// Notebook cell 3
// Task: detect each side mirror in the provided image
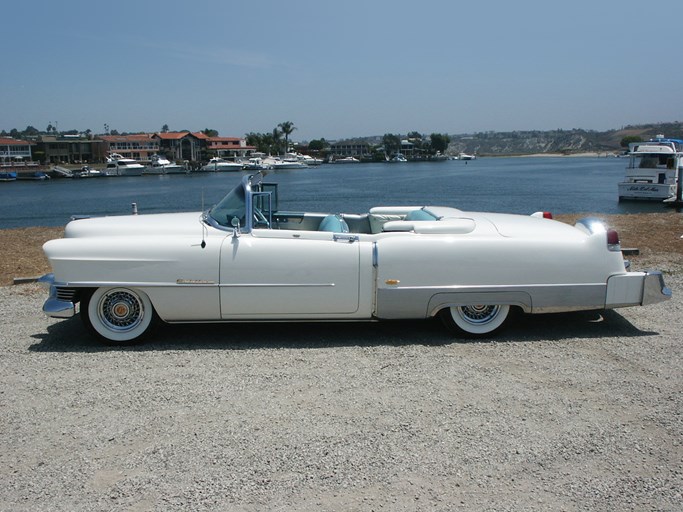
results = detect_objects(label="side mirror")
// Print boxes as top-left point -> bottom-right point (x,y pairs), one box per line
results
231,216 -> 241,238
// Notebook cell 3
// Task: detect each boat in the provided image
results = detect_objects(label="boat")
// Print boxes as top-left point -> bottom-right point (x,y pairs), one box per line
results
17,171 -> 50,181
74,166 -> 105,178
0,171 -> 17,182
618,136 -> 683,202
263,155 -> 308,170
297,154 -> 323,166
458,152 -> 476,160
331,156 -> 360,164
199,157 -> 244,172
389,153 -> 408,163
144,155 -> 187,175
105,153 -> 145,176
243,157 -> 271,170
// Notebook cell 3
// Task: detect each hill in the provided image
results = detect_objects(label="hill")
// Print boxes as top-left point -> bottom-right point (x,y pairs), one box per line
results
446,121 -> 683,156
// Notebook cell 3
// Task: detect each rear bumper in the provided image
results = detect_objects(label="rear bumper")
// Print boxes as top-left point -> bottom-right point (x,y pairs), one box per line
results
39,274 -> 76,319
606,271 -> 672,308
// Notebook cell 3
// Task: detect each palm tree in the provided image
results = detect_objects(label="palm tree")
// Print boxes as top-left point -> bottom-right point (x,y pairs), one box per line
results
271,128 -> 283,155
278,121 -> 296,154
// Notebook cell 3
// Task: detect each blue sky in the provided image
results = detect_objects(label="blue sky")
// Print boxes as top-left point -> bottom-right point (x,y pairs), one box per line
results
2,0 -> 681,141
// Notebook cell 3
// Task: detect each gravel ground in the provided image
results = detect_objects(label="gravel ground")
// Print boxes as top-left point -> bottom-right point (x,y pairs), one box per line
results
1,270 -> 681,511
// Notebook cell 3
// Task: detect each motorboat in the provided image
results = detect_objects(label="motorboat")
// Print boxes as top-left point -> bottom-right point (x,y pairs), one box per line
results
0,171 -> 17,182
331,156 -> 360,164
389,153 -> 407,163
243,157 -> 271,170
263,155 -> 308,170
458,152 -> 476,160
74,166 -> 104,178
618,136 -> 683,202
297,154 -> 324,166
199,157 -> 243,172
105,153 -> 145,176
144,155 -> 187,175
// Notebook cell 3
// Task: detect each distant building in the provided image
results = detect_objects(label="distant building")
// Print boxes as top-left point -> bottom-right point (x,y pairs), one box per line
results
153,132 -> 203,162
0,137 -> 34,163
329,139 -> 371,157
36,135 -> 106,164
203,135 -> 255,160
100,134 -> 159,161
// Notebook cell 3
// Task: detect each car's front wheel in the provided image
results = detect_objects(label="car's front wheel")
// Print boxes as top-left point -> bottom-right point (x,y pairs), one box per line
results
440,304 -> 510,338
81,287 -> 157,344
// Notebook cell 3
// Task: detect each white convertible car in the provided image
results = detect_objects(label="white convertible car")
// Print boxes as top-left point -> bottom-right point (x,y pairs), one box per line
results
41,172 -> 671,344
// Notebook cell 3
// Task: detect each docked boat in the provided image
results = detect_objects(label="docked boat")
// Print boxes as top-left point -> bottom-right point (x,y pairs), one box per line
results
74,166 -> 105,178
105,153 -> 145,176
264,155 -> 309,170
0,171 -> 17,182
144,155 -> 187,175
17,171 -> 50,180
617,136 -> 683,202
389,153 -> 408,163
243,157 -> 271,170
199,157 -> 243,172
332,156 -> 360,164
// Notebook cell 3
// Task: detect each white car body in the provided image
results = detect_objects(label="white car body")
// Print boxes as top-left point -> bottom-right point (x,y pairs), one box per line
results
41,173 -> 671,343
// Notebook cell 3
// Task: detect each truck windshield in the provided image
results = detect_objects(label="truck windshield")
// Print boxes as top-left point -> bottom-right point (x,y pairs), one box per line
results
208,183 -> 246,227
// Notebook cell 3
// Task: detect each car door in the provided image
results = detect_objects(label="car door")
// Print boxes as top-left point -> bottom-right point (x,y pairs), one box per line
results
219,229 -> 360,318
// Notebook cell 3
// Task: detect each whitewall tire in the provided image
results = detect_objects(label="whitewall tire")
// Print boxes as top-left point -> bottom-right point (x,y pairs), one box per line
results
82,287 -> 156,343
441,304 -> 511,338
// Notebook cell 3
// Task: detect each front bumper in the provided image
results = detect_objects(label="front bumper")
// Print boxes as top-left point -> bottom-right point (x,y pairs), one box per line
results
39,274 -> 76,319
606,271 -> 672,308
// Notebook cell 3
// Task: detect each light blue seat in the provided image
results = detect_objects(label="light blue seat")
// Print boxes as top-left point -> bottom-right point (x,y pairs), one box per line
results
318,214 -> 349,233
405,209 -> 437,221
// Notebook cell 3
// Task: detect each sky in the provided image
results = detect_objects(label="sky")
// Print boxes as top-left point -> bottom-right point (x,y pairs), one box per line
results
2,0 -> 682,142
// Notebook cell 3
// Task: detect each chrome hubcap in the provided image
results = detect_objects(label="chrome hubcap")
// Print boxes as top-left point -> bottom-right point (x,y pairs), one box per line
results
99,290 -> 143,331
459,305 -> 500,324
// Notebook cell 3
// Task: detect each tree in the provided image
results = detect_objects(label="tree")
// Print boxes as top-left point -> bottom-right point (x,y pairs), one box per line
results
620,135 -> 643,148
308,138 -> 327,151
24,126 -> 40,136
278,121 -> 296,153
382,133 -> 401,155
430,133 -> 451,154
161,124 -> 169,133
272,127 -> 283,154
202,128 -> 219,137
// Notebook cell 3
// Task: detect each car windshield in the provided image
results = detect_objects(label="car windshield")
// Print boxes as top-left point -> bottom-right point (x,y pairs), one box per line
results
208,182 -> 246,227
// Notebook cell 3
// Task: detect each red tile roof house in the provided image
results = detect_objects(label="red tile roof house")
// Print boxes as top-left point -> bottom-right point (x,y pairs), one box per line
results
202,135 -> 256,160
152,131 -> 206,162
0,137 -> 36,166
100,134 -> 159,162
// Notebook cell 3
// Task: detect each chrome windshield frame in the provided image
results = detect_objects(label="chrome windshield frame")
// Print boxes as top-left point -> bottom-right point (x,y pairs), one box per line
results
204,172 -> 264,233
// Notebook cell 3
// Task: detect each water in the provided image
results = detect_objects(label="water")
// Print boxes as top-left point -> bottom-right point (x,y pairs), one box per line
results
0,157 -> 671,229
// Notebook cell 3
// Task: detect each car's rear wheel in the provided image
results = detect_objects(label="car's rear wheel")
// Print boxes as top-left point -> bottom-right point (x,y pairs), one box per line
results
81,287 -> 156,344
440,304 -> 510,338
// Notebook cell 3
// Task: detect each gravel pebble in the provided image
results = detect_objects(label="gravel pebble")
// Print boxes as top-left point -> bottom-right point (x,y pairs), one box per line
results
1,272 -> 681,511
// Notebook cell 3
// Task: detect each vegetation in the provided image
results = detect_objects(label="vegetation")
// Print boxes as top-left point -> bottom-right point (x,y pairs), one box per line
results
3,121 -> 682,157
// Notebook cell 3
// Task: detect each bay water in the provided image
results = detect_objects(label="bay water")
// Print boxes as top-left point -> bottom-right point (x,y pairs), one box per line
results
0,157 -> 670,229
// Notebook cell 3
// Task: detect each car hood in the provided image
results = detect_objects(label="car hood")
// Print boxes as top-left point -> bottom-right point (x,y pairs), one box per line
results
64,211 -> 206,238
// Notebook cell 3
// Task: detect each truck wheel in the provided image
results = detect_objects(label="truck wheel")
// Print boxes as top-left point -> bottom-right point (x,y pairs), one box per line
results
440,304 -> 510,338
81,287 -> 156,344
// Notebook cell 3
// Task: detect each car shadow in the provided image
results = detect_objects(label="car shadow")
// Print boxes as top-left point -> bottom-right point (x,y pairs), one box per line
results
28,309 -> 658,353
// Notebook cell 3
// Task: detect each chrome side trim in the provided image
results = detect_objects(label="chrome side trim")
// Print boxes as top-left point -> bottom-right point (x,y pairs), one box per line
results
376,283 -> 608,319
220,283 -> 335,288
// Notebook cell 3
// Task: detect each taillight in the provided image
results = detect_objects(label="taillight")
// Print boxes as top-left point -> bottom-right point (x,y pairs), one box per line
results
542,211 -> 553,219
531,211 -> 553,219
607,228 -> 621,252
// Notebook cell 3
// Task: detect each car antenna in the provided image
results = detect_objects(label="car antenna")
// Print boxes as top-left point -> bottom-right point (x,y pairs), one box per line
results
200,188 -> 207,248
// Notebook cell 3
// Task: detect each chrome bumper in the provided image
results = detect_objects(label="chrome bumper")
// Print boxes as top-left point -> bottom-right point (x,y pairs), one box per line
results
39,274 -> 76,319
642,271 -> 672,306
606,271 -> 672,308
